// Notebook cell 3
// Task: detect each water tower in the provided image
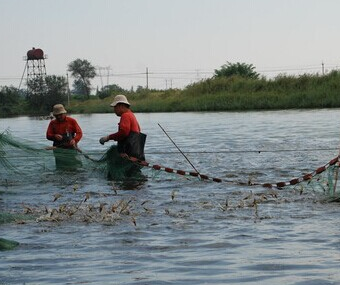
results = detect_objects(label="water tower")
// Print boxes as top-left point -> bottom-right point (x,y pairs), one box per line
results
19,47 -> 47,89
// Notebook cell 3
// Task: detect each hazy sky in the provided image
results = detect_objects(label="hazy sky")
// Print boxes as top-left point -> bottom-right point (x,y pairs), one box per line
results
1,0 -> 340,91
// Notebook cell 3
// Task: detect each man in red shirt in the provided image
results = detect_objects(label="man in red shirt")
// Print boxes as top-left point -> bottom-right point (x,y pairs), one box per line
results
99,95 -> 145,160
46,104 -> 83,149
99,95 -> 146,181
46,104 -> 83,170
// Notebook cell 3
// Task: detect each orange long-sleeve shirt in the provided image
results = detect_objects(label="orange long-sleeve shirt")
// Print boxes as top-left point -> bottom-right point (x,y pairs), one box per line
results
108,110 -> 140,141
46,116 -> 83,148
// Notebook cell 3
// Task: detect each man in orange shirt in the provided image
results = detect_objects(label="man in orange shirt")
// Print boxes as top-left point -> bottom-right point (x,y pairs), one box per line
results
46,104 -> 83,170
99,95 -> 146,181
99,95 -> 145,160
46,104 -> 83,149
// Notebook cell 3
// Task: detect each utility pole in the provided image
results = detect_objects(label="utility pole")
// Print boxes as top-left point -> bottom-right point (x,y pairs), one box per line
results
146,67 -> 149,89
196,69 -> 200,81
106,66 -> 111,86
96,66 -> 111,89
98,67 -> 103,88
66,72 -> 71,107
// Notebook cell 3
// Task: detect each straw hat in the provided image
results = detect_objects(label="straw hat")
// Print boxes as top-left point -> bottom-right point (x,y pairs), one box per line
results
52,104 -> 67,115
110,95 -> 130,107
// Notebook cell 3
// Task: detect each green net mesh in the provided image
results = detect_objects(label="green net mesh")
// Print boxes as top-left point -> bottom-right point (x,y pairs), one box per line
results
97,144 -> 145,181
289,164 -> 340,201
0,237 -> 20,251
1,129 -> 340,198
1,130 -> 339,228
0,130 -> 147,184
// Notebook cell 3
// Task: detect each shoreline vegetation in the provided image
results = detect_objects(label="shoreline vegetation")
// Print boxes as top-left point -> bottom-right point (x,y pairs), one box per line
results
2,71 -> 340,117
68,71 -> 340,114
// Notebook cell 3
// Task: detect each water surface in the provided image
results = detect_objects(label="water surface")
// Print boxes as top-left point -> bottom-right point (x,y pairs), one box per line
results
1,109 -> 340,284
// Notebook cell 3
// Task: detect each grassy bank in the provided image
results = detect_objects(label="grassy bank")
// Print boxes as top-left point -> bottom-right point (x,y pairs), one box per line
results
4,71 -> 340,117
67,71 -> 340,114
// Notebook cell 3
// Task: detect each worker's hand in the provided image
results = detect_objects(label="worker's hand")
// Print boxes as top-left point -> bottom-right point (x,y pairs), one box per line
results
54,134 -> 63,141
99,136 -> 109,145
69,139 -> 76,147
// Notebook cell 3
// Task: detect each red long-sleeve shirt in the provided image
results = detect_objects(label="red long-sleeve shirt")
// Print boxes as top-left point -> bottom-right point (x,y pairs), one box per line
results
46,116 -> 83,148
108,110 -> 140,141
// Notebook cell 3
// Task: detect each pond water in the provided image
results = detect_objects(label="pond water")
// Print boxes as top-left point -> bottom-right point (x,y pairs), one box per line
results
1,109 -> 340,284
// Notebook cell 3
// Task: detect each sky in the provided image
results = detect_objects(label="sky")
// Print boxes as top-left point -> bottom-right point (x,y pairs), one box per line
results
1,0 -> 340,92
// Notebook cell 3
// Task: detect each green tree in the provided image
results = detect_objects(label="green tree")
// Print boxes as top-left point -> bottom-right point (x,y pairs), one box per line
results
214,62 -> 259,79
26,77 -> 47,113
45,75 -> 69,108
26,75 -> 68,114
68,59 -> 96,99
97,84 -> 125,99
0,86 -> 22,117
72,78 -> 87,97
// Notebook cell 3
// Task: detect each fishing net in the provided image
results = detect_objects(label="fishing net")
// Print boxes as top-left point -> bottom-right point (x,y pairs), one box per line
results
0,130 -> 189,187
0,237 -> 19,251
1,130 -> 340,229
0,129 -> 40,172
98,145 -> 146,181
0,211 -> 34,225
0,131 -> 148,192
255,155 -> 340,201
292,165 -> 338,196
1,129 -> 340,196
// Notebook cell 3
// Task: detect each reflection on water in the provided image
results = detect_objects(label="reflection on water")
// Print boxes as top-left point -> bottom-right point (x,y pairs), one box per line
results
1,109 -> 340,284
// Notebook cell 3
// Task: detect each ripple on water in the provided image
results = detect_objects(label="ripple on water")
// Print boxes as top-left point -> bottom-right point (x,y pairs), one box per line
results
1,111 -> 340,284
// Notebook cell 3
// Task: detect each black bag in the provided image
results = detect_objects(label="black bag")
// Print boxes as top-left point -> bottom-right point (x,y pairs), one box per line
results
117,131 -> 146,160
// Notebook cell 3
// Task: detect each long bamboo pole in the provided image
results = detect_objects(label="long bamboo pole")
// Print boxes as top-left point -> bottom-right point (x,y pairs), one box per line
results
158,123 -> 202,179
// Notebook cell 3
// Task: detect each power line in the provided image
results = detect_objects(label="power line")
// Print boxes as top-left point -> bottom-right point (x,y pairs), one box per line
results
2,63 -> 340,90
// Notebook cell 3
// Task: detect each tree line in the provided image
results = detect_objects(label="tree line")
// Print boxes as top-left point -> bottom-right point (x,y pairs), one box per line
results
0,59 -> 97,116
3,60 -> 337,116
0,61 -> 259,117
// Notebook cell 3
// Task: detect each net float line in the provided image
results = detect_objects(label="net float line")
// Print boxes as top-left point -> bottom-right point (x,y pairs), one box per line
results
120,154 -> 222,183
257,155 -> 340,189
121,153 -> 340,187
